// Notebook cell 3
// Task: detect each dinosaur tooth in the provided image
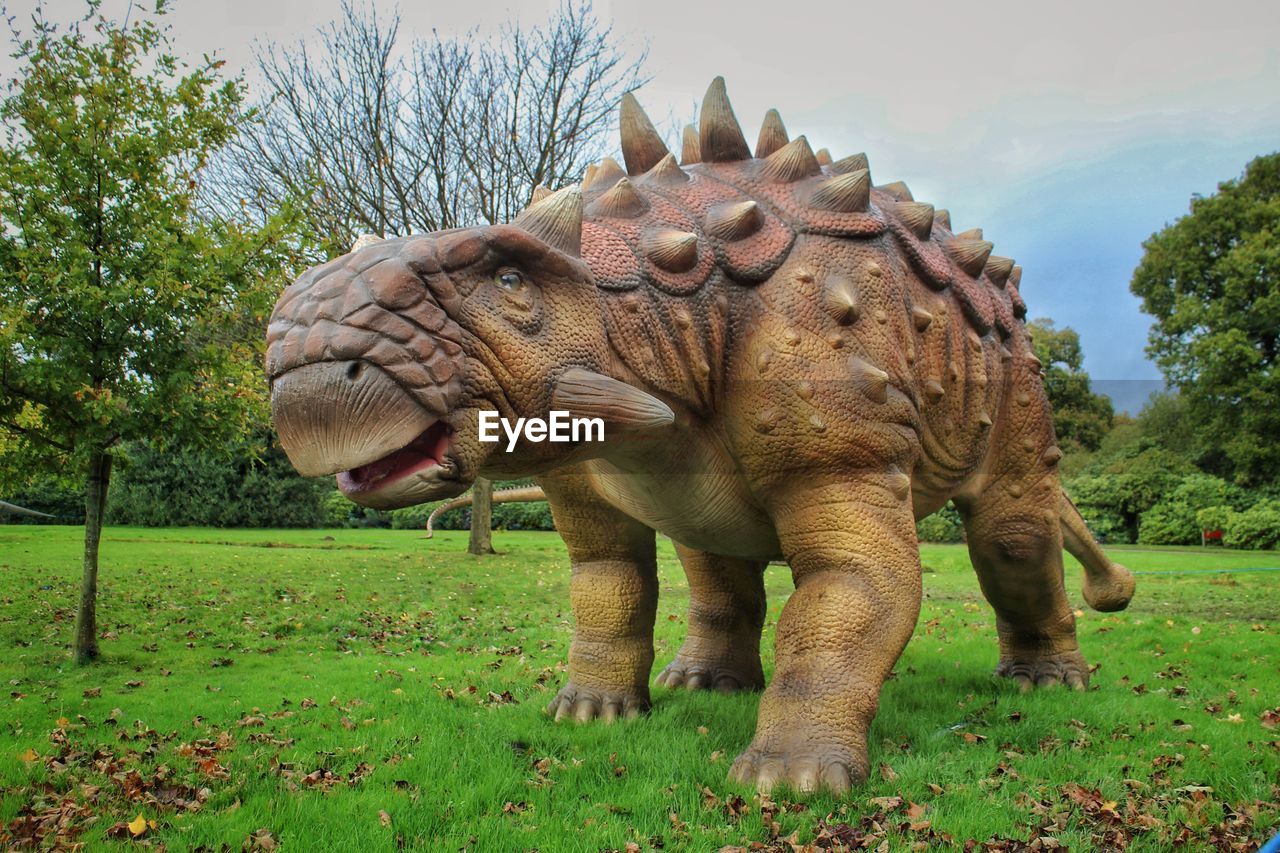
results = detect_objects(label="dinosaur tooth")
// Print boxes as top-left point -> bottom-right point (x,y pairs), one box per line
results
699,76 -> 751,162
823,274 -> 861,325
911,306 -> 934,331
754,108 -> 789,158
849,356 -> 889,403
955,227 -> 983,240
588,178 -> 648,219
619,92 -> 671,175
816,147 -> 833,166
924,379 -> 945,402
978,410 -> 993,429
681,124 -> 701,165
809,169 -> 871,213
643,153 -> 690,186
894,201 -> 935,240
945,237 -> 994,277
592,157 -> 626,188
985,255 -> 1015,287
511,185 -> 583,256
705,200 -> 763,241
876,181 -> 913,201
762,135 -> 822,182
642,229 -> 699,272
831,152 -> 869,175
934,208 -> 952,230
550,368 -> 674,432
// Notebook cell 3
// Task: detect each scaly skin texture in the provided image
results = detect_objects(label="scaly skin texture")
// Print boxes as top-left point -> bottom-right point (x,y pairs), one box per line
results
266,77 -> 1136,795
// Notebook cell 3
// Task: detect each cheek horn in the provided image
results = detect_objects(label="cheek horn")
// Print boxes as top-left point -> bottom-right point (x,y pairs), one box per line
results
550,368 -> 674,433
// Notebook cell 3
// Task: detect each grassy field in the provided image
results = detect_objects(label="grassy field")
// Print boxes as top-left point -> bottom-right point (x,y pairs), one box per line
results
0,526 -> 1276,851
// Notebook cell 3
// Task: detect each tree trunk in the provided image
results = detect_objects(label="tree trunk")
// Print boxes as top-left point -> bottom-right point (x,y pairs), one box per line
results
468,477 -> 495,555
74,450 -> 112,664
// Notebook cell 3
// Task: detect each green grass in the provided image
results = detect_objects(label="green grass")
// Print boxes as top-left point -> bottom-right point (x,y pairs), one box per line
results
1,526 -> 1276,850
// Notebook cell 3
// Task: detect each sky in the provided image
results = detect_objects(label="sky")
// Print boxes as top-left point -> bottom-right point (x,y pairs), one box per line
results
8,0 -> 1280,413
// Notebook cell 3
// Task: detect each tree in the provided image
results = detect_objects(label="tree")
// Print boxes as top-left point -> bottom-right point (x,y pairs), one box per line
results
1027,319 -> 1115,453
0,2 -> 299,662
212,1 -> 645,554
1131,152 -> 1280,485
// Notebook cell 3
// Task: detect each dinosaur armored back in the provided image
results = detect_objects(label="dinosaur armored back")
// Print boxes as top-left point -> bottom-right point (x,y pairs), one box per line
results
267,78 -> 1135,794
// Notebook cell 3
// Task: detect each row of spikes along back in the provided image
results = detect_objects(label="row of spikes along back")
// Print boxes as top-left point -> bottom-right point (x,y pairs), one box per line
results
512,77 -> 1026,330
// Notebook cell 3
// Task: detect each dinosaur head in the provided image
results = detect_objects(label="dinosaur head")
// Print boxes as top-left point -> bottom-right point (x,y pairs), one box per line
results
266,187 -> 673,510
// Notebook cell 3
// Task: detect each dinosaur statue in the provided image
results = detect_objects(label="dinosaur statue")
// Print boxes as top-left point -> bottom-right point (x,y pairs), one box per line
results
267,77 -> 1135,794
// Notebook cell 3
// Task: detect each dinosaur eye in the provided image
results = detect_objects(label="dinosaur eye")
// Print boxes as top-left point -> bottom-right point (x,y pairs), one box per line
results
495,269 -> 525,291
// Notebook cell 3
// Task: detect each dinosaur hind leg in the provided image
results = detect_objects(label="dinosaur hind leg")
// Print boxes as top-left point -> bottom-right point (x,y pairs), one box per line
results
1060,492 -> 1135,611
956,480 -> 1090,691
656,545 -> 767,692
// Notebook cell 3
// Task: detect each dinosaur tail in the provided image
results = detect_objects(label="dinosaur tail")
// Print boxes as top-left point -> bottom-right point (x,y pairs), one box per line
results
425,485 -> 548,537
1059,490 -> 1135,611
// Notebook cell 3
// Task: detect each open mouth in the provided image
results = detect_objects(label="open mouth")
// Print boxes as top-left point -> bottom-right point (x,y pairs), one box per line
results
336,421 -> 454,495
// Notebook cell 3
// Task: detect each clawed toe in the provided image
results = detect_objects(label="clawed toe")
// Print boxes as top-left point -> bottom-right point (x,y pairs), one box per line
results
546,684 -> 648,723
728,746 -> 864,795
997,651 -> 1090,691
656,659 -> 762,693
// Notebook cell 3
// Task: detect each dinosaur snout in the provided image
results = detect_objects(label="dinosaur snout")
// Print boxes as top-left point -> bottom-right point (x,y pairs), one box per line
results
271,359 -> 438,477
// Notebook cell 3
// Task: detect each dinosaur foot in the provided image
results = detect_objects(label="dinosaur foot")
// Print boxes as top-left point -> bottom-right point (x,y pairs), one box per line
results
655,652 -> 764,692
996,649 -> 1091,691
728,736 -> 869,795
546,683 -> 649,724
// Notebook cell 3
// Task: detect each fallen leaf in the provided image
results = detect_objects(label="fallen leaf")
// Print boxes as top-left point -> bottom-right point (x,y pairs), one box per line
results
869,796 -> 903,812
378,810 -> 391,827
127,813 -> 147,837
18,748 -> 38,763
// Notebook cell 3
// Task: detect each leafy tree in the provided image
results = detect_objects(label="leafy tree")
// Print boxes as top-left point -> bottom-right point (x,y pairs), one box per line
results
0,2 -> 300,662
1131,152 -> 1280,485
1027,319 -> 1114,453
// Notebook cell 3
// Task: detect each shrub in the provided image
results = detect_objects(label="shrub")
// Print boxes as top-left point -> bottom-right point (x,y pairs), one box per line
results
1137,474 -> 1245,545
107,436 -> 331,528
1221,500 -> 1280,550
916,503 -> 964,543
2,480 -> 83,524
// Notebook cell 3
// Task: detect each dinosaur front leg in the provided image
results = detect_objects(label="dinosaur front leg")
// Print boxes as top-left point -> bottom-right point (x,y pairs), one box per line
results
957,481 -> 1089,690
730,476 -> 921,793
657,545 -> 767,692
541,470 -> 658,722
